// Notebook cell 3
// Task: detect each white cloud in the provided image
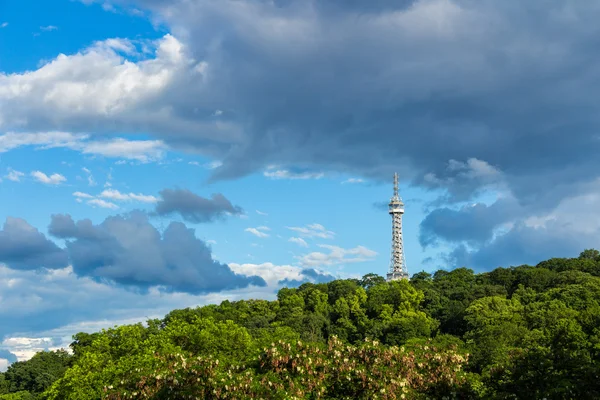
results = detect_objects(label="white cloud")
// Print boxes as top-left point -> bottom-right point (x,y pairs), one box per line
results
104,170 -> 113,187
40,25 -> 58,32
0,22 -> 8,28
99,188 -> 158,203
228,262 -> 332,287
229,262 -> 302,287
297,245 -> 377,268
342,178 -> 364,184
30,171 -> 66,185
81,167 -> 96,186
2,337 -> 58,362
256,210 -> 268,216
287,223 -> 335,239
73,191 -> 94,199
288,237 -> 308,247
82,138 -> 166,162
264,166 -> 324,180
99,188 -> 130,201
0,34 -> 236,151
0,132 -> 84,153
245,226 -> 270,238
5,168 -> 24,182
0,132 -> 167,162
205,161 -> 223,170
87,198 -> 118,209
128,192 -> 159,203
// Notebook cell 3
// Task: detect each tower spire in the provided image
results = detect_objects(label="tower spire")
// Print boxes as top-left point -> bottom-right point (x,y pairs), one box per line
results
387,172 -> 409,281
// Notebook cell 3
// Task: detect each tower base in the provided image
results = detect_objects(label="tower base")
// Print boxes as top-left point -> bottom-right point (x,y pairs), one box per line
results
386,271 -> 409,281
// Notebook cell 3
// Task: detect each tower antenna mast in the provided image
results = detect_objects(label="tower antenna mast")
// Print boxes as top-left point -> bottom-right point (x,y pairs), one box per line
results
387,172 -> 409,281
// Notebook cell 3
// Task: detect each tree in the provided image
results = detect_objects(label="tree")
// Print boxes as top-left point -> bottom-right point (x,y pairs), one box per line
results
359,273 -> 385,289
579,249 -> 600,261
2,350 -> 71,395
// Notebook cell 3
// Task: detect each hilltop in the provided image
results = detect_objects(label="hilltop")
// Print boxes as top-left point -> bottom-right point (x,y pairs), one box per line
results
1,249 -> 600,399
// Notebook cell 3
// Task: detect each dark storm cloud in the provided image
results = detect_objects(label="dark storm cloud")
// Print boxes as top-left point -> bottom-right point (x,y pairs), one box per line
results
154,189 -> 243,223
5,0 -> 600,269
13,0 -> 592,195
446,220 -> 600,272
0,217 -> 68,270
48,212 -> 265,294
419,198 -> 521,247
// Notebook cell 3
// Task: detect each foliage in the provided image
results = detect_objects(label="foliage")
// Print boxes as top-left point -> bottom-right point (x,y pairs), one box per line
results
0,350 -> 71,400
0,392 -> 35,400
3,250 -> 600,399
103,336 -> 472,400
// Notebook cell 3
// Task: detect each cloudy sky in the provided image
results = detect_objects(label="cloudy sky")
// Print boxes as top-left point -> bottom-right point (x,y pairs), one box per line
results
1,0 -> 600,367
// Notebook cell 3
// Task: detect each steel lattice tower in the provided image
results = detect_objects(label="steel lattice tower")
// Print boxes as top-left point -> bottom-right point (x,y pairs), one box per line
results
387,173 -> 409,281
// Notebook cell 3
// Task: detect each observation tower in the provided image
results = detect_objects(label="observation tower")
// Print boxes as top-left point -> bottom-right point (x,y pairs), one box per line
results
386,173 -> 409,281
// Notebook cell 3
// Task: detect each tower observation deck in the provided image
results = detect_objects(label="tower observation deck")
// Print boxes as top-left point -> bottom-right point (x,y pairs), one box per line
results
386,173 -> 409,281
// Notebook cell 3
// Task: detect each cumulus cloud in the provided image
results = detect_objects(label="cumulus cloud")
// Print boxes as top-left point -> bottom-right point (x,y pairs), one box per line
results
287,223 -> 335,239
419,197 -> 522,247
228,262 -> 334,287
88,198 -> 119,209
0,217 -> 68,270
421,158 -> 505,203
288,237 -> 308,247
72,188 -> 156,209
100,188 -> 158,203
47,212 -> 266,294
263,166 -> 325,180
82,138 -> 166,162
297,244 -> 377,268
278,268 -> 336,287
73,191 -> 94,199
0,35 -> 238,155
2,0 -> 599,193
31,171 -> 66,185
245,226 -> 270,238
3,0 -> 600,268
4,168 -> 24,182
56,0 -> 591,194
0,132 -> 166,162
443,187 -> 600,270
154,189 -> 243,223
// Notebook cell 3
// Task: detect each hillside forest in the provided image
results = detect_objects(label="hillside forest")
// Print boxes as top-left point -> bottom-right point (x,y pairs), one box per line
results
1,250 -> 600,399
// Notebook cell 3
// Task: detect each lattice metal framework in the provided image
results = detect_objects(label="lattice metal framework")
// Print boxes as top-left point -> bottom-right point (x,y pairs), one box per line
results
386,173 -> 409,281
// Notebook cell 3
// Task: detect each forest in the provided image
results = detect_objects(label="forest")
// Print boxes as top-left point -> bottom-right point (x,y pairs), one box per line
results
1,249 -> 600,399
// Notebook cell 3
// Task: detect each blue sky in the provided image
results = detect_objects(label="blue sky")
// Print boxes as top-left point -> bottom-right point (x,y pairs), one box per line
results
2,0 -> 600,367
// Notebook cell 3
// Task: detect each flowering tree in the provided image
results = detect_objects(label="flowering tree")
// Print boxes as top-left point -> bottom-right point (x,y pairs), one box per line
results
104,336 -> 471,399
